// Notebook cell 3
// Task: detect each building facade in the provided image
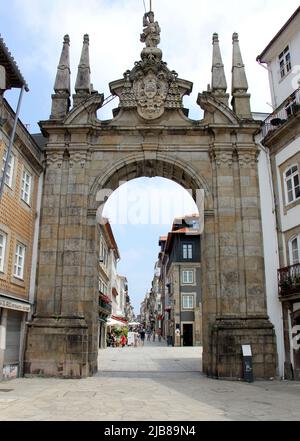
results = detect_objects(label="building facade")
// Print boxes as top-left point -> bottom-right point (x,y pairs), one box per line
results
98,220 -> 131,347
0,37 -> 43,380
257,6 -> 300,380
162,215 -> 202,347
152,261 -> 163,335
158,237 -> 167,341
98,221 -> 114,349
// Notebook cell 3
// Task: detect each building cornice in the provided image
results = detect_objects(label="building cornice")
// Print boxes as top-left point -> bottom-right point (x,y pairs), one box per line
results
2,98 -> 44,173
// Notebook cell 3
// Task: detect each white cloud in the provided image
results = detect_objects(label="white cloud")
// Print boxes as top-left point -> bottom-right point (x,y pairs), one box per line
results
5,0 -> 300,122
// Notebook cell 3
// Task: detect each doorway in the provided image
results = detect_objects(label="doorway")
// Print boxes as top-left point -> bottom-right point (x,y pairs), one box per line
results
183,324 -> 193,347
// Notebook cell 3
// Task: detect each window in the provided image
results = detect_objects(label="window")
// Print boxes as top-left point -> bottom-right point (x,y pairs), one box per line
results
21,169 -> 32,205
0,232 -> 7,272
289,236 -> 300,265
1,149 -> 15,188
279,46 -> 292,79
182,295 -> 194,310
183,244 -> 193,260
100,241 -> 109,267
284,165 -> 300,204
21,170 -> 32,204
99,279 -> 108,296
182,270 -> 194,284
14,243 -> 26,280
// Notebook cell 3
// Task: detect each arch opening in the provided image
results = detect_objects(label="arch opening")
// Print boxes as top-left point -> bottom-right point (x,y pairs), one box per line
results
95,173 -> 205,375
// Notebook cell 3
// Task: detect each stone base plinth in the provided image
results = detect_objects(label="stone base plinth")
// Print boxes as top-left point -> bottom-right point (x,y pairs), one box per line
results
24,316 -> 90,379
206,317 -> 277,380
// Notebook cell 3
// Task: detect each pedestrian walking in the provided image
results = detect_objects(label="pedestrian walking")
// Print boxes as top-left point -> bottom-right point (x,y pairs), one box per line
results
121,334 -> 127,348
140,329 -> 146,346
157,329 -> 162,343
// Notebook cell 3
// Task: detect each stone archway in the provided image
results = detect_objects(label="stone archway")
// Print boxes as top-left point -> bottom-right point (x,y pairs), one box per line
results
24,12 -> 277,380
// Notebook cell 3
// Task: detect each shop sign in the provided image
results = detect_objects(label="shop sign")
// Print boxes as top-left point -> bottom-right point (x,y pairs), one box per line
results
0,296 -> 31,312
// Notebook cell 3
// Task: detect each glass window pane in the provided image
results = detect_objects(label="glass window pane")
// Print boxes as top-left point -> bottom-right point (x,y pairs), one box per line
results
183,245 -> 187,259
21,170 -> 32,204
291,238 -> 299,264
2,150 -> 14,187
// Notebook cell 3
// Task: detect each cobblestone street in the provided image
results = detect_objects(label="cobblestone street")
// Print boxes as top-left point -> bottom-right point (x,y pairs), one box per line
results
0,341 -> 300,421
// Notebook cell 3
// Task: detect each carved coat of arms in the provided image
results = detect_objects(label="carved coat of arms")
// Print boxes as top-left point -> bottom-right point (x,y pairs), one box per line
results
133,71 -> 168,120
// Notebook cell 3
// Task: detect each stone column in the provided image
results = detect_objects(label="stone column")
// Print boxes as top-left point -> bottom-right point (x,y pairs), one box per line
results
201,212 -> 218,376
24,149 -> 90,378
207,144 -> 277,379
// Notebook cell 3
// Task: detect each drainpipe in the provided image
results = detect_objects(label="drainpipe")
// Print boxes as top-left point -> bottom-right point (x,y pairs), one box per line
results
0,84 -> 26,201
257,58 -> 277,110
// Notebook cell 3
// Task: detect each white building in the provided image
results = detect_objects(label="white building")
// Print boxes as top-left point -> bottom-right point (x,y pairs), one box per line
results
257,6 -> 300,380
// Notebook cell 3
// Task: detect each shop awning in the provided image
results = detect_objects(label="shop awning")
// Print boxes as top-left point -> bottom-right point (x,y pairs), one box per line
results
107,317 -> 128,327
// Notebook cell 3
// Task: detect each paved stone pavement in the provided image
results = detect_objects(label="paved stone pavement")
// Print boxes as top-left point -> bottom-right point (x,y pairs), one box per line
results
0,340 -> 300,421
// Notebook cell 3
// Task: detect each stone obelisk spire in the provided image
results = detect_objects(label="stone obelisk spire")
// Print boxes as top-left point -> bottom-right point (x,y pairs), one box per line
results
231,33 -> 252,119
73,34 -> 91,107
211,33 -> 229,106
50,35 -> 71,119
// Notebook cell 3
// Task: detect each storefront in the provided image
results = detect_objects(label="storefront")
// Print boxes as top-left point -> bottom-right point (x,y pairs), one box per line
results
0,296 -> 31,380
99,294 -> 112,349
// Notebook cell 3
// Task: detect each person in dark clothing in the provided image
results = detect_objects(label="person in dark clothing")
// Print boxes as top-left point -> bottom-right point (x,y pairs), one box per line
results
140,329 -> 146,346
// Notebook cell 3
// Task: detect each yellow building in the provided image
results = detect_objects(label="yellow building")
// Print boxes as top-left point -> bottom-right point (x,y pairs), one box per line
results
0,37 -> 43,380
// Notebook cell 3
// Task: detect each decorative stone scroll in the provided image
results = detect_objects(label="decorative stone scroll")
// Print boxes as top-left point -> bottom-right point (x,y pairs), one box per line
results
69,151 -> 89,168
212,150 -> 234,168
119,61 -> 183,121
45,152 -> 64,168
237,150 -> 258,168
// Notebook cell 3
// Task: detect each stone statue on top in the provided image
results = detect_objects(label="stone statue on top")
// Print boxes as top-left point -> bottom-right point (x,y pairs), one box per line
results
140,11 -> 161,48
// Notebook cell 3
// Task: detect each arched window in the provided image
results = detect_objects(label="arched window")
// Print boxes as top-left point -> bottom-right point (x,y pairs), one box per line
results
284,165 -> 300,204
289,235 -> 300,265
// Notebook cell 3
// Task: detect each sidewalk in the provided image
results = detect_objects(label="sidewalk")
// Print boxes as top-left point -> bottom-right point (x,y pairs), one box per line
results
0,346 -> 299,421
98,344 -> 202,373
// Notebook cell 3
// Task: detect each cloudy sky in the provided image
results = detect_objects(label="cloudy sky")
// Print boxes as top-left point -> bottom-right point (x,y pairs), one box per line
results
1,0 -> 299,313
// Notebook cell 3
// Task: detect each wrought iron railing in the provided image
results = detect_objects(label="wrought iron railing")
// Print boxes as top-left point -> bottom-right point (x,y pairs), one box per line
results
262,87 -> 300,139
278,263 -> 300,297
99,297 -> 112,315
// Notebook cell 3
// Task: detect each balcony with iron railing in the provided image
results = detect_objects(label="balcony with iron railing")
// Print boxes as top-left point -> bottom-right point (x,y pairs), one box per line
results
262,87 -> 300,139
99,293 -> 112,315
278,263 -> 300,299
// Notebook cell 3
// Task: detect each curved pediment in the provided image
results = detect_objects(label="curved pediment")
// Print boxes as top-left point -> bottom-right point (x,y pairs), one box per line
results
64,93 -> 104,125
198,92 -> 240,125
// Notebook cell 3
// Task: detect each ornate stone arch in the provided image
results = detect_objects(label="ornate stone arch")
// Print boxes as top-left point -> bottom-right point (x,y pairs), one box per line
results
89,152 -> 213,213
